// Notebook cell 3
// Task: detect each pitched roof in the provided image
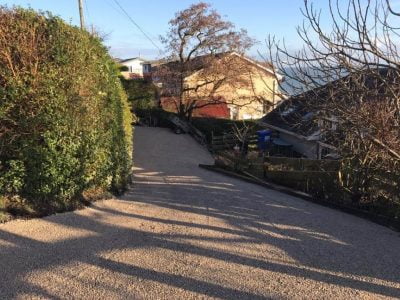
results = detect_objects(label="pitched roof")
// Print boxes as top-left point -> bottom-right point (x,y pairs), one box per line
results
153,52 -> 281,78
120,57 -> 149,64
261,67 -> 396,138
233,53 -> 282,79
261,97 -> 318,136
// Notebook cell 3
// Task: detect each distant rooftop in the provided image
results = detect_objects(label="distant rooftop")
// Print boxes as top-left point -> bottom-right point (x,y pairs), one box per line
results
119,57 -> 150,63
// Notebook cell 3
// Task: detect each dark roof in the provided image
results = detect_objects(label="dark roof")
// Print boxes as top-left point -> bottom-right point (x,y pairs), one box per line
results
261,67 -> 397,137
261,97 -> 318,136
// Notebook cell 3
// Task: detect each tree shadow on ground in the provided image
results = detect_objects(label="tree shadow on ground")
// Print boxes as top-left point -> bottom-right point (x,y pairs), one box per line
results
1,197 -> 399,299
0,127 -> 399,298
123,168 -> 400,296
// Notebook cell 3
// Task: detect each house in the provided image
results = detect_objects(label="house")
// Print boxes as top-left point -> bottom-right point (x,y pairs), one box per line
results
259,68 -> 396,159
154,52 -> 283,120
259,93 -> 338,159
119,57 -> 152,79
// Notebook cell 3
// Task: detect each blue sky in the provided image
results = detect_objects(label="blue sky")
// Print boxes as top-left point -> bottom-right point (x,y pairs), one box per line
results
0,1 -> 351,59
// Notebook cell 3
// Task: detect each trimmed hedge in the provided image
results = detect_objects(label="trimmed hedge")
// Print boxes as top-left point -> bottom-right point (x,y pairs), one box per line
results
120,78 -> 158,110
0,7 -> 132,215
135,108 -> 175,128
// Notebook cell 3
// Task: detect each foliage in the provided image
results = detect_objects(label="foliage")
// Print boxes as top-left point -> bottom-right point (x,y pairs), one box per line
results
157,2 -> 256,119
267,0 -> 400,214
135,108 -> 175,128
218,152 -> 399,223
0,7 -> 132,215
120,78 -> 158,110
119,65 -> 129,72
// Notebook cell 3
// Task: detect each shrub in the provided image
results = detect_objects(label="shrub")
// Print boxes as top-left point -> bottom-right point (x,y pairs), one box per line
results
120,78 -> 158,110
119,65 -> 129,72
135,108 -> 175,127
0,7 -> 132,214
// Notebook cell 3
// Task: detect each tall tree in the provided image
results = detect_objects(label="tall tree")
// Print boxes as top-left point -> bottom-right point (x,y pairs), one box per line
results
157,2 -> 257,119
267,0 -> 400,205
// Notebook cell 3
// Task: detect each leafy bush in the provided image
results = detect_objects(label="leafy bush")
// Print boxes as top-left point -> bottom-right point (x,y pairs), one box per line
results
120,78 -> 158,110
135,108 -> 175,127
119,65 -> 129,72
0,7 -> 132,215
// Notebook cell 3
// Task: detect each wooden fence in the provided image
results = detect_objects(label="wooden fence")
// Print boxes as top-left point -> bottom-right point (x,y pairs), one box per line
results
210,132 -> 258,152
213,152 -> 400,228
214,153 -> 342,198
263,156 -> 341,171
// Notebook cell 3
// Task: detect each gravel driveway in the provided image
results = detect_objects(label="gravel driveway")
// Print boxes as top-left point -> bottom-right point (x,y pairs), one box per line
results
0,126 -> 399,299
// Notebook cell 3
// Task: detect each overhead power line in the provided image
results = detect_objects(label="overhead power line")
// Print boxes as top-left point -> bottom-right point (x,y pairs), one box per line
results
111,0 -> 163,53
84,0 -> 91,26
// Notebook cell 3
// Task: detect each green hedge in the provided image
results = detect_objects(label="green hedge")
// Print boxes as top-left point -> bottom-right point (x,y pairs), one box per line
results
120,78 -> 158,110
135,108 -> 175,128
0,7 -> 132,215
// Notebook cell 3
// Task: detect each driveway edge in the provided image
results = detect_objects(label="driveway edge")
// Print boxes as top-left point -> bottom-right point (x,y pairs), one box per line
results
199,164 -> 400,232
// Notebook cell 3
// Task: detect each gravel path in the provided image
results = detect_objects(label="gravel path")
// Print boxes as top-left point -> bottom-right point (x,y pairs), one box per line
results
0,126 -> 399,299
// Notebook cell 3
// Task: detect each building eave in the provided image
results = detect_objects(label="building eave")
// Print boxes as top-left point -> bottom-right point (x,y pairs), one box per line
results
230,52 -> 284,81
258,121 -> 338,150
258,121 -> 308,140
120,57 -> 149,64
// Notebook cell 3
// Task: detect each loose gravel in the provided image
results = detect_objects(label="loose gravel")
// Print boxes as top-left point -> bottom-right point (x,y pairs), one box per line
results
0,126 -> 399,299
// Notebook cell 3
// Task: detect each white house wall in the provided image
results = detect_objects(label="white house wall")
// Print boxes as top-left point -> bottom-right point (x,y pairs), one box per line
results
121,59 -> 144,76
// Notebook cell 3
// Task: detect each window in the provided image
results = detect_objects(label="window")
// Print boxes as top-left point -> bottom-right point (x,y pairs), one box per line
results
319,145 -> 340,159
230,107 -> 239,120
321,147 -> 331,159
182,83 -> 190,93
280,106 -> 296,116
143,64 -> 151,73
242,114 -> 252,120
302,112 -> 314,121
318,117 -> 338,131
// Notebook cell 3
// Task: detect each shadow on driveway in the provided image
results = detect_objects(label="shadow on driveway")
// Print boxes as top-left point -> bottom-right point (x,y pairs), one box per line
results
0,127 -> 399,299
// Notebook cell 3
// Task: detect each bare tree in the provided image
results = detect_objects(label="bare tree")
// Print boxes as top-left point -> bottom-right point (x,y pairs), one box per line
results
267,0 -> 400,205
232,121 -> 256,157
156,2 -> 265,120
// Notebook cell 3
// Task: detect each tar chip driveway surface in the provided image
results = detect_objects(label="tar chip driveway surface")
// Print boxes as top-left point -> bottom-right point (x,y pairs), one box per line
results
0,126 -> 399,299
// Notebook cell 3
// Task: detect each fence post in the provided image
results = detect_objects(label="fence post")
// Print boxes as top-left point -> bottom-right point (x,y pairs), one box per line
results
211,131 -> 214,150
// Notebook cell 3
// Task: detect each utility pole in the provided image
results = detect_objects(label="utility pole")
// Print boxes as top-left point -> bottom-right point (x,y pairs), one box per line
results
78,0 -> 85,29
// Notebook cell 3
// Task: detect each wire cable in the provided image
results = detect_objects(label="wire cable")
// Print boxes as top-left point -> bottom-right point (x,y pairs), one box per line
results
111,0 -> 163,53
84,0 -> 91,26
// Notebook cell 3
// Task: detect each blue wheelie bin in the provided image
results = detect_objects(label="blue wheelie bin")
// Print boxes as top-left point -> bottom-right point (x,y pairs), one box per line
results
257,130 -> 272,151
